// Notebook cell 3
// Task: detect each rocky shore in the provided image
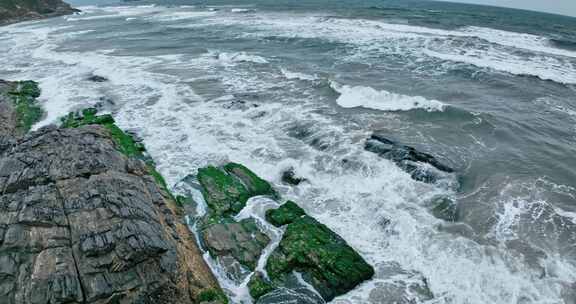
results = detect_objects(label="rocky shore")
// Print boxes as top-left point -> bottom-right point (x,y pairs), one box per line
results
0,76 -> 377,303
0,80 -> 223,303
0,0 -> 78,25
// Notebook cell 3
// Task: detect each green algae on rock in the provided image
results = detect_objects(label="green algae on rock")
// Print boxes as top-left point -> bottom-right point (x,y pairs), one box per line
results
223,163 -> 276,197
60,108 -> 171,196
8,80 -> 43,133
265,200 -> 306,227
198,288 -> 229,304
248,272 -> 275,301
265,215 -> 374,301
197,163 -> 276,217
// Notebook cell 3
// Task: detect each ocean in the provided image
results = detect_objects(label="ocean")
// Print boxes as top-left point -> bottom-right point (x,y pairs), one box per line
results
1,0 -> 576,303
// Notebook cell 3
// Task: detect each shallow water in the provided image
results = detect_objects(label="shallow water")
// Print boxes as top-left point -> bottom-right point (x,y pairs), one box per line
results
1,0 -> 576,303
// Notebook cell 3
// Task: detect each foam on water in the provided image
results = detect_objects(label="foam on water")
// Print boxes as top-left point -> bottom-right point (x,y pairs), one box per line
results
280,68 -> 319,81
330,81 -> 446,112
198,13 -> 576,85
1,6 -> 575,304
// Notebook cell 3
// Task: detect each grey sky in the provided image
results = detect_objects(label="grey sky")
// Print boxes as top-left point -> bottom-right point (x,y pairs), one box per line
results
441,0 -> 576,17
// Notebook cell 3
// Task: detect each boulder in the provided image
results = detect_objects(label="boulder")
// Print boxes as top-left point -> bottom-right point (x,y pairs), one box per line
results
281,168 -> 307,186
265,214 -> 374,301
265,201 -> 306,227
201,218 -> 270,271
197,163 -> 275,216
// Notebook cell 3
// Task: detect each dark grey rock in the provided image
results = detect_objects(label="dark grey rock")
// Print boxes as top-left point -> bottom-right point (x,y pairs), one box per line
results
365,134 -> 454,184
0,83 -> 222,303
87,75 -> 109,83
281,168 -> 307,186
202,218 -> 270,272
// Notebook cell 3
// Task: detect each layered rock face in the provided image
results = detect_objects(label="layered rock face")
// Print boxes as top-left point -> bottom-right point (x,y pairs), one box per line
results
0,0 -> 78,25
0,81 -> 222,304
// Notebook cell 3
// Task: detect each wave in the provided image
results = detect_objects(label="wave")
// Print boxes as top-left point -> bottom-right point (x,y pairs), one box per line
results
214,15 -> 576,85
330,81 -> 446,112
280,68 -> 318,81
214,51 -> 269,64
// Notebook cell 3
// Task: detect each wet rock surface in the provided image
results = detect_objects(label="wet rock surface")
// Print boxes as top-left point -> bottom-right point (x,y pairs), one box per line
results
202,218 -> 270,271
365,133 -> 454,184
0,84 -> 221,304
265,214 -> 375,302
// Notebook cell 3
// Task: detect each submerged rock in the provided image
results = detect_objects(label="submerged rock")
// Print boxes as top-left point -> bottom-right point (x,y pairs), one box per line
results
87,75 -> 109,83
365,133 -> 454,184
281,168 -> 307,186
266,212 -> 374,301
429,196 -> 459,222
0,92 -> 223,303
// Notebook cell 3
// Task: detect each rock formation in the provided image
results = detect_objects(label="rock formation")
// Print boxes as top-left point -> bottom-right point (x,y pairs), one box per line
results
0,80 -> 224,304
0,0 -> 78,25
365,133 -> 454,184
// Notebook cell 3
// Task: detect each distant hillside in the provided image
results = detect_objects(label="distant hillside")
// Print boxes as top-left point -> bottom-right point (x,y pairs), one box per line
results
0,0 -> 78,25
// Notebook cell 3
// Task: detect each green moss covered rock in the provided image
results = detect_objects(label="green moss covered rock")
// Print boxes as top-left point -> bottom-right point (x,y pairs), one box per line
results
248,272 -> 275,301
60,108 -> 170,195
265,215 -> 374,301
8,80 -> 43,133
198,288 -> 229,304
265,201 -> 306,227
224,163 -> 276,197
197,163 -> 275,216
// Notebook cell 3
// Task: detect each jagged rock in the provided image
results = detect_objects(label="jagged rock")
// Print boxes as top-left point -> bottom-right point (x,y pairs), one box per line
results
202,218 -> 270,271
197,163 -> 275,216
281,168 -> 307,186
265,213 -> 374,301
0,0 -> 79,25
0,88 -> 222,303
365,134 -> 454,184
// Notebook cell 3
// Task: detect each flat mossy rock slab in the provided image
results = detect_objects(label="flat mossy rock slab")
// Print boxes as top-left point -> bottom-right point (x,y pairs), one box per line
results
265,215 -> 374,301
202,218 -> 270,271
266,201 -> 306,227
198,163 -> 275,216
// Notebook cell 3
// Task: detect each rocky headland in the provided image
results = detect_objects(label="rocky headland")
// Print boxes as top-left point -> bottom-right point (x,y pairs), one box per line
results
0,0 -> 78,25
0,76 -> 378,303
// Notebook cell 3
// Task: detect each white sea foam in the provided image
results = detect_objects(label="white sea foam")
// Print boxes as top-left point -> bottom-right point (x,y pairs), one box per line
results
210,14 -> 576,85
214,51 -> 269,64
330,81 -> 446,112
2,8 -> 575,304
230,8 -> 255,13
280,68 -> 318,81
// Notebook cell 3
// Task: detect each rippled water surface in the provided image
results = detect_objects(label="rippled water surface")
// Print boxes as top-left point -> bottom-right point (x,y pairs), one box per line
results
1,0 -> 576,303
